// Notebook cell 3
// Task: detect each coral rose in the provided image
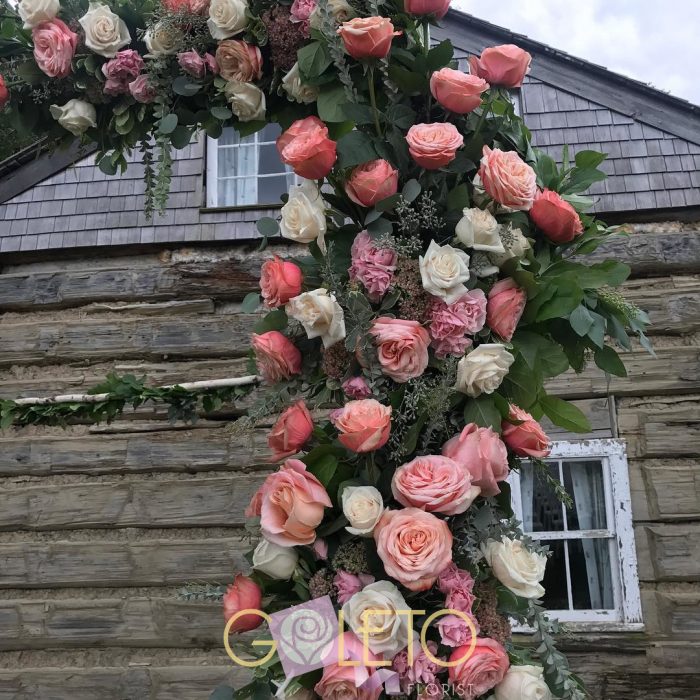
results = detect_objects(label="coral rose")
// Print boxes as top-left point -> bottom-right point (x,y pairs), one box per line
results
404,0 -> 451,18
430,68 -> 489,114
501,404 -> 550,458
216,39 -> 263,82
392,455 -> 480,515
345,159 -> 399,208
487,278 -> 526,342
448,637 -> 509,699
369,317 -> 430,383
442,423 -> 509,498
337,17 -> 400,59
251,331 -> 302,384
0,76 -> 9,110
469,44 -> 532,88
222,574 -> 263,631
260,256 -> 303,308
479,146 -> 537,211
406,122 -> 464,169
102,50 -> 144,95
277,116 -> 337,180
349,231 -> 397,301
330,398 -> 392,453
32,18 -> 78,79
374,507 -> 453,591
268,400 -> 314,461
530,189 -> 584,244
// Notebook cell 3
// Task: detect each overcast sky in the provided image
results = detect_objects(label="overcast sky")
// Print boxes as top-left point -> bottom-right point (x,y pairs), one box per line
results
454,0 -> 700,105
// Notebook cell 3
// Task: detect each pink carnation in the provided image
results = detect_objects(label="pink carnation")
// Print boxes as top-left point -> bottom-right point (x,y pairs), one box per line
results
438,563 -> 476,595
333,570 -> 375,604
437,613 -> 479,648
428,290 -> 487,358
102,49 -> 144,95
290,0 -> 316,35
349,231 -> 397,302
393,641 -> 445,700
342,376 -> 373,400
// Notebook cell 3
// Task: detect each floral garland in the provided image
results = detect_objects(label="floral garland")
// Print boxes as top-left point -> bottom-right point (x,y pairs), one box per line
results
0,1 -> 652,700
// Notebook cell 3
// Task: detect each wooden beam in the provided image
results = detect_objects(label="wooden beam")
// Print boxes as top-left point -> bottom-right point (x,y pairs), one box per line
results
636,523 -> 700,582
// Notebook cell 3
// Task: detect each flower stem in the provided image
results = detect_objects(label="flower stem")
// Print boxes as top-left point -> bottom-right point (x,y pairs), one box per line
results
472,92 -> 495,142
422,22 -> 430,55
368,65 -> 382,137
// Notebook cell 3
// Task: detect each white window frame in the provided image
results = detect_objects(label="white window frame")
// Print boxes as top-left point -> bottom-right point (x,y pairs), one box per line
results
509,439 -> 643,632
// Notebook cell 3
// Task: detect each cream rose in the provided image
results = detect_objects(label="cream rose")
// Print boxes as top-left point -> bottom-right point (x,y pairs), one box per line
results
286,288 -> 346,348
18,0 -> 59,29
78,2 -> 130,58
49,99 -> 97,136
490,226 -> 532,268
456,207 -> 506,254
224,80 -> 266,122
342,485 -> 383,537
455,344 -> 514,397
252,538 -> 299,580
494,665 -> 552,700
481,537 -> 547,599
309,0 -> 355,29
419,240 -> 471,304
145,23 -> 182,57
342,581 -> 411,657
208,0 -> 248,39
282,63 -> 320,105
280,180 -> 327,250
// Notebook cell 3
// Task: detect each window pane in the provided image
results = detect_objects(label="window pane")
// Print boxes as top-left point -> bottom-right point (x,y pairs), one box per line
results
569,538 -> 615,610
258,175 -> 290,206
259,144 -> 286,175
541,540 -> 569,610
260,123 -> 282,141
218,176 -> 257,207
563,460 -> 607,530
219,127 -> 243,146
521,462 -> 565,532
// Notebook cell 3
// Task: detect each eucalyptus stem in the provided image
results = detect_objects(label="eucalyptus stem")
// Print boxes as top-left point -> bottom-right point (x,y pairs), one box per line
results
367,65 -> 382,137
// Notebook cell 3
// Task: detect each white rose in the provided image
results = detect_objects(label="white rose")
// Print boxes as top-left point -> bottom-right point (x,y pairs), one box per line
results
145,23 -> 182,57
253,538 -> 299,580
481,538 -> 547,599
455,344 -> 514,397
49,99 -> 97,136
78,2 -> 131,58
342,486 -> 383,537
224,81 -> 266,122
208,0 -> 248,40
342,581 -> 411,657
18,0 -> 59,29
280,180 -> 327,250
309,0 -> 355,29
282,63 -> 320,105
456,207 -> 506,254
490,227 -> 532,268
494,665 -> 552,700
286,289 -> 346,349
419,240 -> 471,304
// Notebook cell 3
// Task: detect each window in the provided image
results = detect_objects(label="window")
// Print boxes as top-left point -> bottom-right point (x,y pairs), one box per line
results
509,439 -> 643,630
206,123 -> 296,208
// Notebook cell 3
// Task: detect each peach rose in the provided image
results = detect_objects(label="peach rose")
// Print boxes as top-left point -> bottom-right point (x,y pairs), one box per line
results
330,398 -> 392,453
430,68 -> 489,114
277,116 -> 337,180
0,75 -> 9,110
404,0 -> 451,18
406,123 -> 464,170
251,331 -> 302,384
255,459 -> 332,546
502,404 -> 550,458
391,455 -> 480,515
468,44 -> 532,88
448,637 -> 509,699
337,16 -> 400,59
486,278 -> 526,342
442,423 -> 509,498
374,507 -> 453,591
370,317 -> 430,383
32,18 -> 78,79
268,400 -> 314,461
260,256 -> 303,308
345,159 -> 399,208
479,146 -> 537,211
530,189 -> 583,244
216,39 -> 263,82
222,574 -> 263,632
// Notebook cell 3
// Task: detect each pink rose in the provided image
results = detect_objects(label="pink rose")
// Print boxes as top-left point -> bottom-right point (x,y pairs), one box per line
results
333,570 -> 375,604
268,400 -> 314,461
32,19 -> 78,79
447,587 -> 476,615
222,574 -> 263,632
430,68 -> 489,114
448,637 -> 509,699
245,489 -> 263,518
428,290 -> 487,359
102,50 -> 144,95
393,641 -> 445,699
342,376 -> 373,400
204,53 -> 219,74
216,39 -> 263,82
391,455 -> 480,515
479,146 -> 537,211
178,49 -> 207,79
442,424 -> 509,498
163,0 -> 210,14
530,189 -> 584,244
260,256 -> 303,308
437,614 -> 478,648
128,74 -> 157,103
277,116 -> 337,180
330,398 -> 392,453
370,317 -> 430,383
337,17 -> 401,59
251,331 -> 302,384
290,0 -> 315,34
469,44 -> 532,88
313,537 -> 328,560
345,159 -> 399,208
502,404 -> 550,458
486,278 -> 526,342
404,0 -> 451,18
0,75 -> 9,110
374,507 -> 453,591
349,231 -> 397,301
406,123 -> 464,170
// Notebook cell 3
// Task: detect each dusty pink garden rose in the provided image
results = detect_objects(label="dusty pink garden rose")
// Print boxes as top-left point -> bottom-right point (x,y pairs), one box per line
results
204,53 -> 219,74
530,189 -> 584,243
178,49 -> 207,78
333,570 -> 375,604
404,0 -> 451,18
437,613 -> 479,648
342,376 -> 372,400
277,116 -> 337,180
349,231 -> 397,301
222,574 -> 263,631
442,423 -> 509,498
502,404 -> 550,458
391,455 -> 481,515
337,17 -> 400,59
267,400 -> 314,461
0,75 -> 8,110
428,289 -> 487,359
370,317 -> 430,383
260,256 -> 303,308
374,507 -> 453,591
479,146 -> 537,211
290,0 -> 315,34
487,278 -> 526,342
345,159 -> 399,208
32,19 -> 78,79
163,0 -> 210,14
449,637 -> 509,699
393,641 -> 445,699
406,122 -> 464,169
102,50 -> 144,95
330,398 -> 392,453
469,44 -> 532,88
128,74 -> 157,103
430,68 -> 489,114
216,39 -> 263,82
251,331 -> 302,384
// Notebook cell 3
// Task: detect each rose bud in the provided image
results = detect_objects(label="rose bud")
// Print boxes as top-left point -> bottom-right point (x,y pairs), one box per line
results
501,404 -> 550,458
430,68 -> 489,114
267,400 -> 314,461
277,116 -> 337,180
337,16 -> 401,60
406,122 -> 464,170
469,44 -> 532,88
486,278 -> 526,342
260,256 -> 303,308
529,189 -> 584,243
345,159 -> 399,208
222,574 -> 263,632
404,0 -> 451,18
